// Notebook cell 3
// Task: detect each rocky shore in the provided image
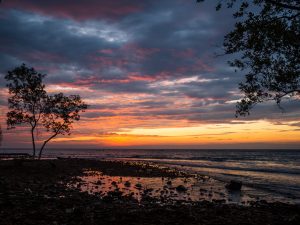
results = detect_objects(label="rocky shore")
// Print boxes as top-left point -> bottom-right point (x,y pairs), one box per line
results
0,159 -> 299,225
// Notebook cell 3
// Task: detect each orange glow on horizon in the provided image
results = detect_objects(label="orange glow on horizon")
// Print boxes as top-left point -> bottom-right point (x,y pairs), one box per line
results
51,120 -> 300,148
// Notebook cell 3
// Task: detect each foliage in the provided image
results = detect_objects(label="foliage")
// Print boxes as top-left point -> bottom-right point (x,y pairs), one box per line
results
6,64 -> 47,128
39,93 -> 87,158
197,0 -> 300,116
5,64 -> 87,158
6,64 -> 47,156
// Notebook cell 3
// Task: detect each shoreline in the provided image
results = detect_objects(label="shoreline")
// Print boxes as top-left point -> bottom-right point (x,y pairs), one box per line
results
0,158 -> 299,225
2,148 -> 298,202
107,157 -> 300,204
2,156 -> 298,204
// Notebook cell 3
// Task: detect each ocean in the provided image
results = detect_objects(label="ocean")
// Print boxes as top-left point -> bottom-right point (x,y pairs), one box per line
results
1,148 -> 300,203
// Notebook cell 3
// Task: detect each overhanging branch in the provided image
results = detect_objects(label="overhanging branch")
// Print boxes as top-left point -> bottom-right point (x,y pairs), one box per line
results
265,0 -> 300,11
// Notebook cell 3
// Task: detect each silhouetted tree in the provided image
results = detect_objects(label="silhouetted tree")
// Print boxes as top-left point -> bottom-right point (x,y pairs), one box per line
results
6,64 -> 47,157
197,0 -> 300,116
38,93 -> 87,159
5,64 -> 87,158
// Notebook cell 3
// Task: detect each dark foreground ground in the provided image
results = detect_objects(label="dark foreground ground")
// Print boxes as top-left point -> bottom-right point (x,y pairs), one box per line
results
0,159 -> 299,225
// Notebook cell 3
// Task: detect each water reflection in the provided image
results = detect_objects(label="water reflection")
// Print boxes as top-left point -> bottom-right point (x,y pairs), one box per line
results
68,170 -> 261,205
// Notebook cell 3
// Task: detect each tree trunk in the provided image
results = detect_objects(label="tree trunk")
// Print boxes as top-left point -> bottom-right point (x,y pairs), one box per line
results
38,133 -> 58,160
38,141 -> 47,160
31,127 -> 36,158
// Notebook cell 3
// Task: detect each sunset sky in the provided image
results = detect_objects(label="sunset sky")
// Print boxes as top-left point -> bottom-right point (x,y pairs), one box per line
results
0,0 -> 299,149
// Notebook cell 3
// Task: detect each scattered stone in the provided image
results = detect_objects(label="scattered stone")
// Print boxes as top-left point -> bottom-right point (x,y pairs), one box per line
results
124,181 -> 131,187
135,183 -> 142,189
176,185 -> 187,192
65,208 -> 74,213
95,180 -> 102,185
225,180 -> 242,191
0,159 -> 298,225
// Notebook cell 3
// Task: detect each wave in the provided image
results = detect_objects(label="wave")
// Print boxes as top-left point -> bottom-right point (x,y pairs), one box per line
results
118,153 -> 300,163
140,159 -> 300,199
121,157 -> 300,176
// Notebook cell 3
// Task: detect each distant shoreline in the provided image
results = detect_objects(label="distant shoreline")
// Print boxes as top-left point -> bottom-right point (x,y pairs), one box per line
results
1,148 -> 300,151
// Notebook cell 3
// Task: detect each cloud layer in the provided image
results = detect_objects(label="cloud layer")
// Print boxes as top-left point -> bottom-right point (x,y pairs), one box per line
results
0,0 -> 299,148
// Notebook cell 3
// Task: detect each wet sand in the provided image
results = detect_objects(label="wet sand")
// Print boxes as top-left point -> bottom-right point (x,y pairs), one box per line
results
0,158 -> 299,225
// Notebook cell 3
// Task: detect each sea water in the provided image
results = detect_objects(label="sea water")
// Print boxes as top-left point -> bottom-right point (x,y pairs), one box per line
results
2,148 -> 300,203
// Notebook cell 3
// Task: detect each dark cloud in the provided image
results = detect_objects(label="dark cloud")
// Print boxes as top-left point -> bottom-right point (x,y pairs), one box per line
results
83,111 -> 116,118
136,100 -> 170,109
89,80 -> 157,94
0,10 -> 120,65
1,0 -> 145,20
0,0 -> 299,126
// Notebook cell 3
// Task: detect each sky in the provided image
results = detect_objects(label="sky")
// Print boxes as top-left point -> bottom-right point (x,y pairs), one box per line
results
0,0 -> 299,149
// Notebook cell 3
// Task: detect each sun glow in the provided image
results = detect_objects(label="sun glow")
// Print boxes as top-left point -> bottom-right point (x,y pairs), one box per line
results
50,120 -> 300,148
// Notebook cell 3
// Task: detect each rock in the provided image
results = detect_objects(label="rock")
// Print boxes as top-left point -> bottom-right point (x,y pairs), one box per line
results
135,183 -> 142,189
107,190 -> 123,198
24,188 -> 32,194
225,180 -> 242,191
124,181 -> 131,187
95,180 -> 102,185
144,188 -> 153,194
0,179 -> 6,193
219,192 -> 225,197
65,208 -> 74,213
176,185 -> 187,192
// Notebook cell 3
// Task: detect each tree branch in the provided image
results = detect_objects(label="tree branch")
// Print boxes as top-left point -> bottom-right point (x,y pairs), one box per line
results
265,0 -> 300,11
38,123 -> 64,159
276,89 -> 300,100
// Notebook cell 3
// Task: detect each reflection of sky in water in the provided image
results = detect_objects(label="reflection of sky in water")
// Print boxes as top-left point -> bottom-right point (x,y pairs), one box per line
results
68,170 -> 294,205
10,149 -> 298,203
117,157 -> 300,203
171,165 -> 300,202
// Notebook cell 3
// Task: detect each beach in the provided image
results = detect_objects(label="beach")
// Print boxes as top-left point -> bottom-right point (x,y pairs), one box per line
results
0,158 -> 299,225
2,149 -> 299,203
